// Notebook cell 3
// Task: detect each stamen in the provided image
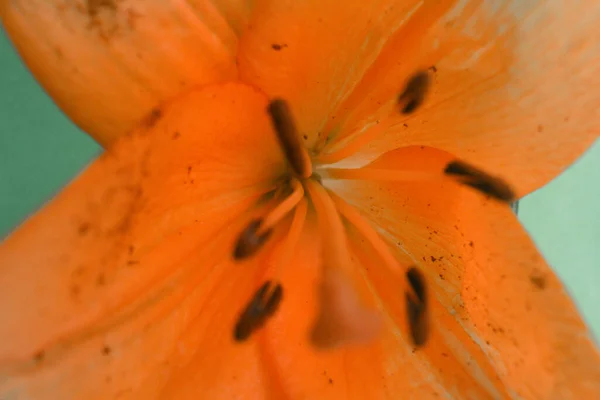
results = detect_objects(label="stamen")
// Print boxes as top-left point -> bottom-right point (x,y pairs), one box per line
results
329,191 -> 407,277
233,219 -> 272,260
444,160 -> 516,203
330,192 -> 429,347
234,281 -> 284,342
398,70 -> 431,114
316,115 -> 394,166
405,267 -> 429,347
233,180 -> 304,261
305,180 -> 382,349
321,167 -> 436,182
316,69 -> 431,165
267,99 -> 313,179
322,161 -> 516,203
270,198 -> 308,280
257,179 -> 305,235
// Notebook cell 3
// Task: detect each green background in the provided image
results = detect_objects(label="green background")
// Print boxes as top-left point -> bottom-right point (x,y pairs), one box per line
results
1,30 -> 599,339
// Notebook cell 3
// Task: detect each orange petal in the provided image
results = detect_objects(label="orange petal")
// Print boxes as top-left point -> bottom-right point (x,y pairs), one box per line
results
318,0 -> 600,196
0,83 -> 285,398
327,145 -> 600,398
237,0 -> 425,147
0,0 -> 250,147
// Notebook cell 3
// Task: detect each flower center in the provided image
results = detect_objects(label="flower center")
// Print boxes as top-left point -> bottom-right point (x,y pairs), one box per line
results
232,72 -> 517,348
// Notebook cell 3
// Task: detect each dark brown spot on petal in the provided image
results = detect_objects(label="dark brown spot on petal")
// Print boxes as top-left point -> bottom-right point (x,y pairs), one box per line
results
406,267 -> 428,347
444,160 -> 516,203
87,0 -> 116,16
271,43 -> 287,51
234,281 -> 284,341
102,345 -> 112,356
398,71 -> 430,114
529,275 -> 546,290
33,350 -> 45,363
143,108 -> 162,128
267,99 -> 309,177
172,131 -> 181,140
233,219 -> 272,260
78,222 -> 91,236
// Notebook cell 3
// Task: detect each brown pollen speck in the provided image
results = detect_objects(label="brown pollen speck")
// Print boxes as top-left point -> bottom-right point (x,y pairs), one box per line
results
271,43 -> 287,51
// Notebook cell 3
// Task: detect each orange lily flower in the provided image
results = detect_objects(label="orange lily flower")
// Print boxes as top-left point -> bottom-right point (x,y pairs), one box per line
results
1,0 -> 599,398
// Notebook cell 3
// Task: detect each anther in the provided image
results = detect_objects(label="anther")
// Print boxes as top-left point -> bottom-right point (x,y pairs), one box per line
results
398,71 -> 430,114
405,267 -> 429,347
233,219 -> 272,260
267,99 -> 313,178
234,281 -> 284,342
444,160 -> 516,203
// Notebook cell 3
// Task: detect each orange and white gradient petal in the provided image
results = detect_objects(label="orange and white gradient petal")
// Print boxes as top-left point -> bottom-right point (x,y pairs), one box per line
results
315,0 -> 600,196
325,145 -> 600,398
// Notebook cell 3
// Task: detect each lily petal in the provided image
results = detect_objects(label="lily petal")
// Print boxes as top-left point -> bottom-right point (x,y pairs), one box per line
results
0,0 -> 250,146
318,0 -> 600,196
327,145 -> 600,398
237,0 -> 425,147
0,83 -> 283,398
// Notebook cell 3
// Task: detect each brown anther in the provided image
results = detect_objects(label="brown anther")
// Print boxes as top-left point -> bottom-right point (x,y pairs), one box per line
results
267,99 -> 311,178
234,281 -> 284,342
233,219 -> 272,260
405,267 -> 429,347
444,161 -> 516,203
398,71 -> 430,114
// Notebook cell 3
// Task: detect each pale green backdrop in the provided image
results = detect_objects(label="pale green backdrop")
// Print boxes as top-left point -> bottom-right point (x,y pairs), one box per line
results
1,30 -> 599,340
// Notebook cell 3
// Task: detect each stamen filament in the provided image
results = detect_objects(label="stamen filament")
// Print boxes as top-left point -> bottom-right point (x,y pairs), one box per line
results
258,179 -> 305,235
316,112 -> 396,166
328,191 -> 408,277
270,198 -> 308,281
320,167 -> 440,182
268,99 -> 313,178
304,180 -> 348,265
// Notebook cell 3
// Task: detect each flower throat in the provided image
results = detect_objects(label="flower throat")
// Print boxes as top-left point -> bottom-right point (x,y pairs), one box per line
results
230,71 -> 517,349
